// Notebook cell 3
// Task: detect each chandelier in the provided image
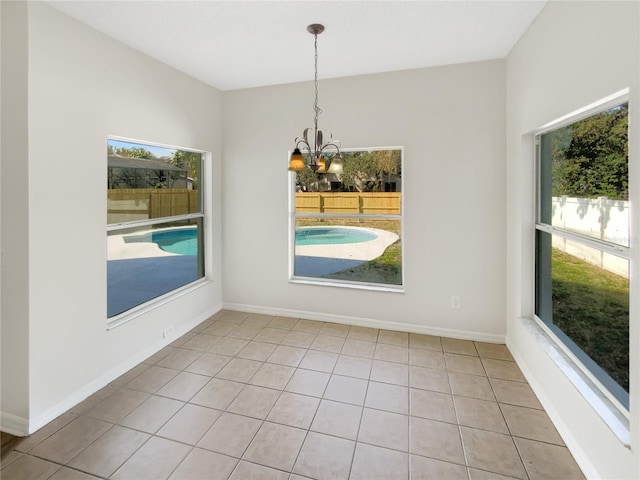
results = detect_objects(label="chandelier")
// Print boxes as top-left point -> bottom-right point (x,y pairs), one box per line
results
289,24 -> 343,174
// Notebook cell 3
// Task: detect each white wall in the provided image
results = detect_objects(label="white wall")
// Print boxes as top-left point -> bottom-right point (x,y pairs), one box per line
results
506,1 -> 639,478
1,2 -> 223,434
223,61 -> 506,340
1,1 -> 31,432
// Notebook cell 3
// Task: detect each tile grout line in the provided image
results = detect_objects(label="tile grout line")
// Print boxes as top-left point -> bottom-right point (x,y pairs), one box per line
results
346,378 -> 370,480
214,316 -> 316,476
3,312 -> 578,480
407,362 -> 413,480
109,336 -> 229,480
486,366 -> 531,480
160,444 -> 196,480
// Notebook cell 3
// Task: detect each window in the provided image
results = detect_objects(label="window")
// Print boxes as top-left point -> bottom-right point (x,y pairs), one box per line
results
107,139 -> 205,320
535,100 -> 629,410
290,147 -> 403,290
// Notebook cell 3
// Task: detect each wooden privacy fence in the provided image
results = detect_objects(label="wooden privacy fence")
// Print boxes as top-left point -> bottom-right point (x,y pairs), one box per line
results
296,192 -> 401,215
108,189 -> 199,221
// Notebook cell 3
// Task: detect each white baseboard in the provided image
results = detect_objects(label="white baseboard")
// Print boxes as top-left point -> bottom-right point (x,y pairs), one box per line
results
222,303 -> 506,343
26,304 -> 221,435
14,302 -> 501,437
0,411 -> 30,436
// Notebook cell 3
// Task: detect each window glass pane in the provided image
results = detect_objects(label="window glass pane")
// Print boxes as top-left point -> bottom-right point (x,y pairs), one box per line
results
539,103 -> 629,246
291,148 -> 403,289
294,217 -> 402,286
108,140 -> 201,224
535,230 -> 629,405
107,218 -> 204,318
294,150 -> 402,214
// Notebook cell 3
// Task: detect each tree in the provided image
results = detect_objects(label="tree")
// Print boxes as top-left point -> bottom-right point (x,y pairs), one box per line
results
170,150 -> 201,189
293,149 -> 402,192
126,147 -> 153,159
295,167 -> 321,192
341,151 -> 380,192
108,145 -> 153,159
372,149 -> 401,189
551,104 -> 628,200
373,149 -> 401,176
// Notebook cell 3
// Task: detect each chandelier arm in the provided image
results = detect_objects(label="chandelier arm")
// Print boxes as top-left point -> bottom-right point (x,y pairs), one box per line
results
318,142 -> 341,154
302,128 -> 311,146
317,129 -> 340,146
295,138 -> 312,152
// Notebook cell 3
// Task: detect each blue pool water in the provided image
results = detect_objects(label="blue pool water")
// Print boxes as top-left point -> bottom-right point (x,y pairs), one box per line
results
142,226 -> 376,256
295,227 -> 377,246
152,229 -> 198,255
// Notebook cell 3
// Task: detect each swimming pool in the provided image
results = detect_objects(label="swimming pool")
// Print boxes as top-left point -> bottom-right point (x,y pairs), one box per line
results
152,228 -> 198,255
295,227 -> 378,245
124,225 -> 378,257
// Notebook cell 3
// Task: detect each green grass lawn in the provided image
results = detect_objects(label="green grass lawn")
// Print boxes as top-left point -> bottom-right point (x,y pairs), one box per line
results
325,241 -> 402,285
551,248 -> 629,391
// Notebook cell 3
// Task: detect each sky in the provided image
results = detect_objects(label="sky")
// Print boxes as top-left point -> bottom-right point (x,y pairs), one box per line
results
108,139 -> 176,158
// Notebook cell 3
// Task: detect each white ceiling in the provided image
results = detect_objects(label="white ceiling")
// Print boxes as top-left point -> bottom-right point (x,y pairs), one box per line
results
45,0 -> 546,91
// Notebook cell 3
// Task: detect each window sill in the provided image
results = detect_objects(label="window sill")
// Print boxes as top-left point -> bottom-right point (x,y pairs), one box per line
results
522,316 -> 630,447
289,277 -> 404,294
107,278 -> 211,330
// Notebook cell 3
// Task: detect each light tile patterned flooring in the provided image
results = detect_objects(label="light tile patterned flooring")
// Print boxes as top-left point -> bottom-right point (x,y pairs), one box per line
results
1,310 -> 586,480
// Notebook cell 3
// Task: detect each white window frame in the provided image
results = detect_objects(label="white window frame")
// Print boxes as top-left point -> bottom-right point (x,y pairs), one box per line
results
533,90 -> 632,420
106,136 -> 209,328
288,146 -> 405,292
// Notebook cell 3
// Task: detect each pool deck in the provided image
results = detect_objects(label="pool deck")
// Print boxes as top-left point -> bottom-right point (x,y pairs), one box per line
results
108,233 -> 177,260
108,255 -> 198,317
107,225 -> 197,260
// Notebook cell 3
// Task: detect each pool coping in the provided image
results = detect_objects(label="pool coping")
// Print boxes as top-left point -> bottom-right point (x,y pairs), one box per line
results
108,226 -> 189,260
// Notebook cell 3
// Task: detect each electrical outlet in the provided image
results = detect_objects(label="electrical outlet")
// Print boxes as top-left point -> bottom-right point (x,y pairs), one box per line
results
450,296 -> 461,309
163,326 -> 174,339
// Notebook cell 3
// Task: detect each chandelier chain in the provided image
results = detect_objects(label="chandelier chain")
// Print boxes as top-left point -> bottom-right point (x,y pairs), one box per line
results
313,33 -> 322,141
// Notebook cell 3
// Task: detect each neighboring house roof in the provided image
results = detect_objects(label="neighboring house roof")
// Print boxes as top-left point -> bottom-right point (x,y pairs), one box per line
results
108,155 -> 186,172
